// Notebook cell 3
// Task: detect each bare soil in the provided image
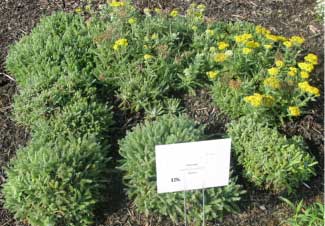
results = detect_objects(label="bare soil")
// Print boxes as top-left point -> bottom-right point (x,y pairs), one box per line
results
0,0 -> 323,225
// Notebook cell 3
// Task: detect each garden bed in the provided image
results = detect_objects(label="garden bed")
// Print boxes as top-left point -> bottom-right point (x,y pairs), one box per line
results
0,0 -> 323,226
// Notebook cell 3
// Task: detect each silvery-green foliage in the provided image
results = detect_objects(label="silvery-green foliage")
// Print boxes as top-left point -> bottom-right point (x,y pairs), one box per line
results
6,12 -> 101,128
3,133 -> 109,226
315,0 -> 324,20
119,114 -> 245,224
227,116 -> 317,193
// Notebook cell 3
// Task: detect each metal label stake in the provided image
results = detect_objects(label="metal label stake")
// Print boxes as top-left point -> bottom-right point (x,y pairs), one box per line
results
183,189 -> 187,226
202,188 -> 205,226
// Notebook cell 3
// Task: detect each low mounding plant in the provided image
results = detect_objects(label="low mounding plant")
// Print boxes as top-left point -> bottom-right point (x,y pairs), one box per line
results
280,198 -> 325,226
227,116 -> 317,193
33,92 -> 113,142
6,12 -> 102,128
3,133 -> 109,226
119,114 -> 245,224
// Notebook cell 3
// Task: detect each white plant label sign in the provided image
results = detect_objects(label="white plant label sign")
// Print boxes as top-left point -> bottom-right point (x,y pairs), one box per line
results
155,138 -> 231,193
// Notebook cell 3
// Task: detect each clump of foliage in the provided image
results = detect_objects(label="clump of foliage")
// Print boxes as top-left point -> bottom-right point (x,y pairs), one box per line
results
280,197 -> 324,226
119,114 -> 245,224
3,132 -> 109,226
4,12 -> 114,226
6,12 -> 103,128
208,23 -> 320,124
315,0 -> 325,20
227,116 -> 317,193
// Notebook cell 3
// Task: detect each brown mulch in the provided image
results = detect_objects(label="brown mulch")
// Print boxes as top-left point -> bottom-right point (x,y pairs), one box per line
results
0,0 -> 323,226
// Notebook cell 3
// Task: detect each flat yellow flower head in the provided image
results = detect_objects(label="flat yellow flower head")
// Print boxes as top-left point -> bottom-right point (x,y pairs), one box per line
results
290,36 -> 304,45
267,67 -> 279,76
298,81 -> 320,96
265,34 -> 279,42
170,9 -> 179,17
113,38 -> 128,50
151,33 -> 159,40
275,60 -> 284,68
234,33 -> 252,43
283,41 -> 292,48
128,18 -> 136,24
264,44 -> 272,49
191,25 -> 198,31
298,62 -> 314,72
75,7 -> 82,13
206,29 -> 215,36
217,42 -> 229,50
144,8 -> 151,16
214,53 -> 228,63
304,53 -> 318,65
206,70 -> 218,79
245,41 -> 260,48
300,71 -> 310,79
264,77 -> 281,89
242,48 -> 253,55
287,67 -> 297,76
144,54 -> 153,60
256,25 -> 271,35
154,8 -> 162,14
263,95 -> 275,107
288,106 -> 301,116
244,93 -> 263,107
109,0 -> 125,7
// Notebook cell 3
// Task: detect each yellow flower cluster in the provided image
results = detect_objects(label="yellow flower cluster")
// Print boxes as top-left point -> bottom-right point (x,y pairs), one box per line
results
144,54 -> 153,60
290,36 -> 304,45
242,48 -> 252,55
264,76 -> 281,89
245,41 -> 260,48
128,18 -> 136,24
265,33 -> 279,42
75,7 -> 82,13
300,71 -> 310,79
214,53 -> 228,62
206,70 -> 218,79
170,9 -> 179,17
151,33 -> 159,40
244,93 -> 274,107
109,0 -> 125,7
288,106 -> 301,116
304,53 -> 318,65
275,60 -> 284,68
287,67 -> 297,77
217,42 -> 229,50
144,8 -> 151,16
154,8 -> 162,14
267,67 -> 279,76
298,62 -> 314,72
264,44 -> 272,49
255,25 -> 271,35
113,38 -> 128,50
234,33 -> 252,43
298,81 -> 320,96
283,41 -> 292,48
206,29 -> 215,36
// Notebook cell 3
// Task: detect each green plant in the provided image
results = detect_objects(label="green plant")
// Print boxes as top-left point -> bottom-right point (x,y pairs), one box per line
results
3,133 -> 109,226
6,12 -> 103,127
280,197 -> 324,226
227,116 -> 317,193
119,114 -> 244,224
207,22 -> 320,124
315,0 -> 325,20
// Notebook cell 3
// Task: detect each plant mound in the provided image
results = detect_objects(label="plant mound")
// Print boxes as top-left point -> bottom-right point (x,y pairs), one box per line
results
119,114 -> 245,224
227,116 -> 317,193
